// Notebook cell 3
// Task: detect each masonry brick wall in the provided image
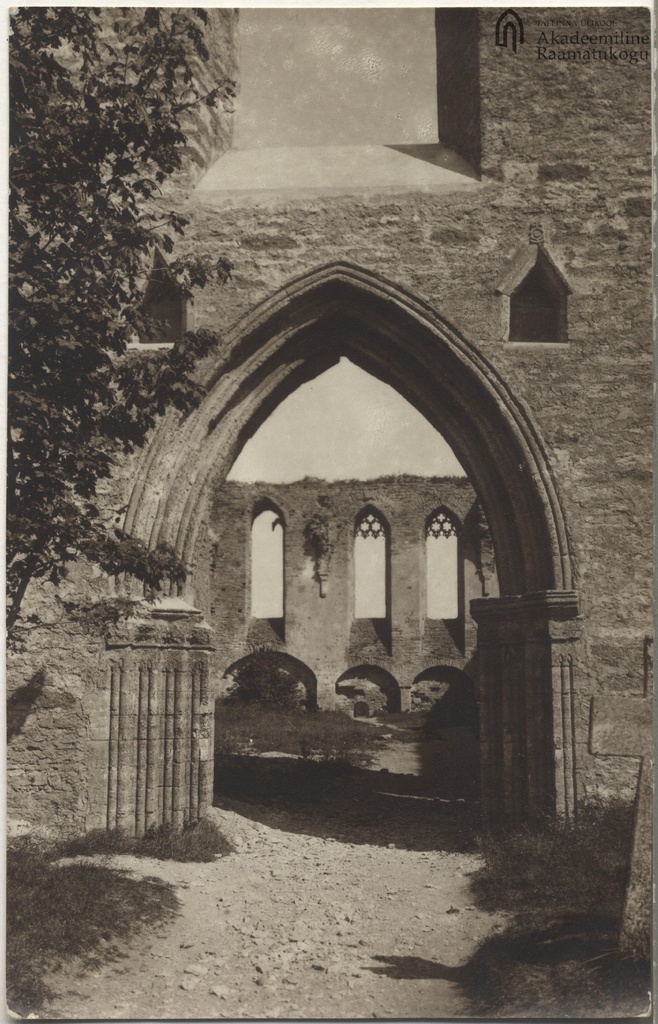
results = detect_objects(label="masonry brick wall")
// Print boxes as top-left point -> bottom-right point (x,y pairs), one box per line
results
6,571 -> 109,835
173,6 -> 650,801
207,476 -> 491,710
8,8 -> 651,832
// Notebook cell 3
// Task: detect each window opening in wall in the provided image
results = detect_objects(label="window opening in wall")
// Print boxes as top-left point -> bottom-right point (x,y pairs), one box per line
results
507,253 -> 569,344
354,510 -> 388,619
251,508 -> 284,618
138,249 -> 185,346
426,508 -> 459,619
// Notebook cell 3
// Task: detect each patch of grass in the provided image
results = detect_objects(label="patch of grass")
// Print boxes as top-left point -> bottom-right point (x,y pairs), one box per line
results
62,816 -> 234,862
380,711 -> 426,729
215,704 -> 385,767
7,837 -> 180,1017
374,710 -> 435,741
473,801 -> 634,917
467,921 -> 651,1018
466,802 -> 650,1017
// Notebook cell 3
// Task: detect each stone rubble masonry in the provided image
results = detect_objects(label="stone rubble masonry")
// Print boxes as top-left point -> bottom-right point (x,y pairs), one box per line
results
7,8 -> 652,835
7,571 -> 107,837
176,9 -> 238,185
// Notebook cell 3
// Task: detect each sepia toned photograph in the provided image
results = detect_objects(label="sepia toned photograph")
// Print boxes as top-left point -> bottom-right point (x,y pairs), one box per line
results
7,4 -> 653,1020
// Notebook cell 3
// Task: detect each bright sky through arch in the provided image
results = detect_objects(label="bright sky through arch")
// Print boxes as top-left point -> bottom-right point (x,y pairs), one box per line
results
227,359 -> 465,483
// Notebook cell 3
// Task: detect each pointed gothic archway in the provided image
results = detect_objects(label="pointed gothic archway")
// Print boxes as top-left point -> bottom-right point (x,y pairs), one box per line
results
123,262 -> 580,824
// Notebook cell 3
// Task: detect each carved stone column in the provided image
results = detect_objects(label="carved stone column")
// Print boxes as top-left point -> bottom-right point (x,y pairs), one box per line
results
104,600 -> 214,835
471,591 -> 581,824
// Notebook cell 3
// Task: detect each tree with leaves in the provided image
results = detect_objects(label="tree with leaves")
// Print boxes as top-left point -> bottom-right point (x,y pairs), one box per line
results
8,8 -> 235,635
225,653 -> 306,711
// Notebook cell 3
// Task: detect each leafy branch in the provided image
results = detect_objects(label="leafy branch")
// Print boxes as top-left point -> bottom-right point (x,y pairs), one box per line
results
8,8 -> 235,637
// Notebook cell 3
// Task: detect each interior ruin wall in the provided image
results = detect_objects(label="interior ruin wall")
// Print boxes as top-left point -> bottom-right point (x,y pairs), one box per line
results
205,476 -> 490,710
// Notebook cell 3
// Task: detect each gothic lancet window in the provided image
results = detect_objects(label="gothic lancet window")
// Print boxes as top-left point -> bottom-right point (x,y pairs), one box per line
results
354,510 -> 388,619
426,508 -> 459,619
251,508 -> 284,618
139,249 -> 186,345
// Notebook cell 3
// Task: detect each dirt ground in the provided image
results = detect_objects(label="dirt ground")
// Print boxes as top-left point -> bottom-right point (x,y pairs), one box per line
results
45,800 -> 503,1020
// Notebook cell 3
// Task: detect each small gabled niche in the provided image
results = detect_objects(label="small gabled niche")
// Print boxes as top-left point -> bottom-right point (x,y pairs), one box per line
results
497,238 -> 571,345
138,249 -> 186,346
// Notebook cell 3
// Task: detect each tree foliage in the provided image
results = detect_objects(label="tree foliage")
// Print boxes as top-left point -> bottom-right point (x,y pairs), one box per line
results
225,653 -> 306,711
302,514 -> 333,573
8,8 -> 235,634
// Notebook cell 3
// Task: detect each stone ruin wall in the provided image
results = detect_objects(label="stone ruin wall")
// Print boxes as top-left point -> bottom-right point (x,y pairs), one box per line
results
205,476 -> 494,712
6,8 -> 652,835
179,6 -> 651,803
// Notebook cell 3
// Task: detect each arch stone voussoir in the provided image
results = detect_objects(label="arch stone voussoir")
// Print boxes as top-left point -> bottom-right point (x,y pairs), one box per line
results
125,262 -> 573,599
123,262 -> 580,824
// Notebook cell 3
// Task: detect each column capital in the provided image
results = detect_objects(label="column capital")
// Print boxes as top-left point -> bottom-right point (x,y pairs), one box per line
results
106,599 -> 214,651
472,590 -> 579,620
471,591 -> 581,640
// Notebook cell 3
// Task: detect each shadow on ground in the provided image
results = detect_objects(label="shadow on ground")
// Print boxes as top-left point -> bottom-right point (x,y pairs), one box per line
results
7,842 -> 180,1018
368,954 -> 464,981
379,726 -> 480,802
367,916 -> 652,1018
214,754 -> 478,852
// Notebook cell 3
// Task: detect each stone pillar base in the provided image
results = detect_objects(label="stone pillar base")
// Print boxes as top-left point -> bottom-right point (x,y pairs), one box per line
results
102,600 -> 214,835
471,591 -> 581,824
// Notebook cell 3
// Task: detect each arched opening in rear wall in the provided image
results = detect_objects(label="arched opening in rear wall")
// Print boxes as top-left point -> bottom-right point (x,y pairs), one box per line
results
411,665 -> 478,730
125,263 -> 579,822
335,665 -> 401,717
220,651 -> 318,710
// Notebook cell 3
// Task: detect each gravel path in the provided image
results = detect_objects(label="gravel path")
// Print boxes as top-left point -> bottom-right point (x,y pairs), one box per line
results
46,806 -> 502,1020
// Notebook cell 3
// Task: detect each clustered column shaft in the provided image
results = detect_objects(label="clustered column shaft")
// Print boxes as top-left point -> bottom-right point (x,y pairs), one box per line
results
471,592 -> 581,824
105,631 -> 214,835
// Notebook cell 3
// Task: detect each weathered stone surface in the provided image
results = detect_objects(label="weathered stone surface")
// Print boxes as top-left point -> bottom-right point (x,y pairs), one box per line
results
590,693 -> 652,957
590,696 -> 652,759
6,8 -> 652,834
